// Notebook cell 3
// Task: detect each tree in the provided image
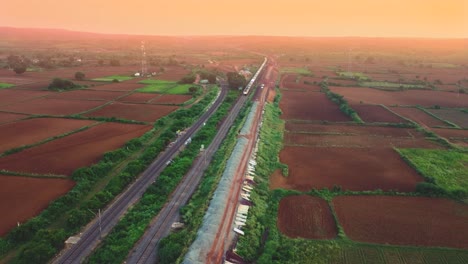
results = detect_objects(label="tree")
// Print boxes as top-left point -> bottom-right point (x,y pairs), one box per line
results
13,64 -> 27,74
226,72 -> 247,89
179,74 -> 196,84
75,71 -> 85,81
189,86 -> 199,96
48,78 -> 79,91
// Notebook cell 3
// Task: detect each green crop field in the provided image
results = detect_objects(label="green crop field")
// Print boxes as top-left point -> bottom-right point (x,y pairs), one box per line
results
166,84 -> 192,94
92,75 -> 133,82
0,83 -> 14,89
398,148 -> 468,194
139,79 -> 174,85
137,79 -> 193,94
280,67 -> 313,75
360,81 -> 426,90
337,71 -> 370,81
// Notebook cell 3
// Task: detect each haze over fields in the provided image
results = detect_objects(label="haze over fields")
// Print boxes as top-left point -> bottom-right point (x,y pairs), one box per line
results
1,0 -> 467,37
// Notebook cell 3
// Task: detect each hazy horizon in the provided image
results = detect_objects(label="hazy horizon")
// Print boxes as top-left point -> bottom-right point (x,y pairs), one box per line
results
2,0 -> 467,38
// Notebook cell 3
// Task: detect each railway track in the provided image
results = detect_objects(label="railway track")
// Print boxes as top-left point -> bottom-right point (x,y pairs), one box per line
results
53,84 -> 228,264
126,85 -> 249,264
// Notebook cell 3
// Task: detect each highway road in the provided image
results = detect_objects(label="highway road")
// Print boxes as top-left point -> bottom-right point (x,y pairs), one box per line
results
53,83 -> 228,264
126,82 -> 250,264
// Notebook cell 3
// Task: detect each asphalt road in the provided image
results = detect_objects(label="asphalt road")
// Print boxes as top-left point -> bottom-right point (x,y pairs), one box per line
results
126,82 -> 249,264
53,84 -> 228,264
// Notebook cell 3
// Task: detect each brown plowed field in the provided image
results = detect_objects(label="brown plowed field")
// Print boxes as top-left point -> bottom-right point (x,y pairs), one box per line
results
435,84 -> 459,92
0,98 -> 104,115
0,90 -> 51,105
0,123 -> 151,175
284,132 -> 441,149
333,196 -> 468,249
157,66 -> 190,81
0,175 -> 75,236
390,107 -> 448,127
118,93 -> 160,103
301,76 -> 323,84
271,146 -> 423,192
86,102 -> 178,122
285,122 -> 424,138
151,94 -> 192,105
351,104 -> 408,123
280,91 -> 351,122
428,109 -> 468,128
12,81 -> 50,90
0,118 -> 95,153
280,74 -> 297,88
330,87 -> 468,108
431,128 -> 468,139
45,90 -> 127,101
0,112 -> 28,124
90,82 -> 145,91
277,195 -> 337,239
282,82 -> 319,91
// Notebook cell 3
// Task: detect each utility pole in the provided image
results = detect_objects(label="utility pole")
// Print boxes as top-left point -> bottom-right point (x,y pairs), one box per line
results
88,209 -> 103,239
141,41 -> 147,76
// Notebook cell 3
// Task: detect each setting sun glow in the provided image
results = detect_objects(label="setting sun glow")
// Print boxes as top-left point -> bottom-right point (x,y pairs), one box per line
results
1,0 -> 467,37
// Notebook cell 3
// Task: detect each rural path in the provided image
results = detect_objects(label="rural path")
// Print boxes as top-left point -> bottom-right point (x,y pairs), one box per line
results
52,83 -> 228,264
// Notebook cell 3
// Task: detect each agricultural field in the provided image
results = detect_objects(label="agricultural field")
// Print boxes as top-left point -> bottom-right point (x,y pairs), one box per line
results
91,75 -> 133,82
333,196 -> 468,249
271,146 -> 423,192
277,195 -> 337,239
0,122 -> 151,176
430,128 -> 468,147
359,81 -> 426,90
45,90 -> 128,101
330,86 -> 468,108
0,83 -> 14,89
280,90 -> 351,122
427,108 -> 468,128
0,175 -> 75,236
398,148 -> 468,195
0,118 -> 95,153
390,107 -> 449,127
0,112 -> 27,124
236,39 -> 468,264
350,104 -> 408,123
0,98 -> 104,115
137,79 -> 193,94
85,102 -> 178,122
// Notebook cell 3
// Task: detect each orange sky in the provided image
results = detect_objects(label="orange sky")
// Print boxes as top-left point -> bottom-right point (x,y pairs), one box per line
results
1,0 -> 467,37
